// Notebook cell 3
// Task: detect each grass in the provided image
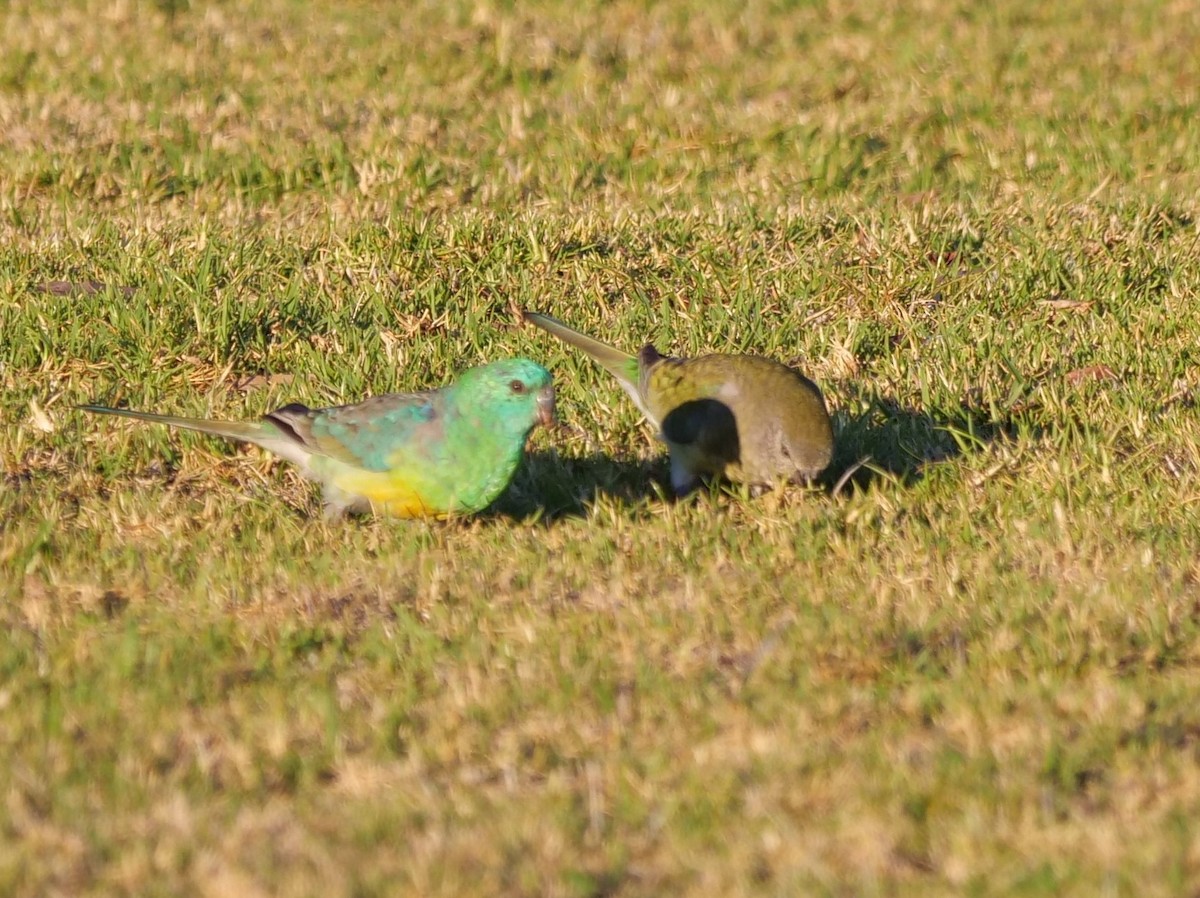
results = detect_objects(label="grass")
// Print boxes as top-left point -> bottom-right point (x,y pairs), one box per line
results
2,0 -> 1200,894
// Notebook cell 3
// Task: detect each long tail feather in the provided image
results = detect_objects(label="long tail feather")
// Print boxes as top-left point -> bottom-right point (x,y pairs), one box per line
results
75,404 -> 320,472
77,404 -> 274,441
521,311 -> 640,393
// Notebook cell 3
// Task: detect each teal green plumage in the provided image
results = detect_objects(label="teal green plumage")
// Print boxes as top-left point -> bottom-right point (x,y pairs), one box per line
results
80,358 -> 556,518
523,311 -> 833,495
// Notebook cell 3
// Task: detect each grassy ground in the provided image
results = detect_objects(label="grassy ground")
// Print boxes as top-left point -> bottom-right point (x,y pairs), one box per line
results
3,0 -> 1200,895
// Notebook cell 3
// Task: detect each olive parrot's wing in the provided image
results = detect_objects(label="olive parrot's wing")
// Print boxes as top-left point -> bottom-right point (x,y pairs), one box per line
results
659,398 -> 739,460
657,396 -> 742,493
521,311 -> 652,420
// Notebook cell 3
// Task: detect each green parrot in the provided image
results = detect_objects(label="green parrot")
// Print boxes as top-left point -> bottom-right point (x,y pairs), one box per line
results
79,358 -> 556,519
522,311 -> 833,495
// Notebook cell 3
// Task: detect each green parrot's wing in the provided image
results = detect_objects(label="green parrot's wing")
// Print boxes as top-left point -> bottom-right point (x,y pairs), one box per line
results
521,311 -> 652,416
268,391 -> 445,473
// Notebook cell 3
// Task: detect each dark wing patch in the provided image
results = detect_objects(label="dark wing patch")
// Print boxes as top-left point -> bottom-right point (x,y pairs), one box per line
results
638,344 -> 665,366
660,398 -> 740,464
264,403 -> 314,443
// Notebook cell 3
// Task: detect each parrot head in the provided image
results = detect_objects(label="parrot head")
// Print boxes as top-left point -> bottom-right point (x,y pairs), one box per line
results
456,358 -> 556,432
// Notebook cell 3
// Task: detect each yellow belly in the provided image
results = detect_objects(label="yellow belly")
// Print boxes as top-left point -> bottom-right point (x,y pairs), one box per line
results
328,467 -> 443,518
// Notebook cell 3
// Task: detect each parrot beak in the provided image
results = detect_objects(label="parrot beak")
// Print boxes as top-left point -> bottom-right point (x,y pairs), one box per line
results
536,387 -> 557,427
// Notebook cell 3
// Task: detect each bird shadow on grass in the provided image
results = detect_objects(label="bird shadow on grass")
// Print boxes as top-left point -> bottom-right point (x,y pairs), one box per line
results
489,388 -> 1037,524
487,450 -> 669,524
819,384 -> 1040,496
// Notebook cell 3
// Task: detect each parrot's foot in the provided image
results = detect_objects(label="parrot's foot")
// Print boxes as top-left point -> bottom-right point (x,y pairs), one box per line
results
787,469 -> 822,487
321,485 -> 370,521
749,475 -> 824,498
669,456 -> 701,497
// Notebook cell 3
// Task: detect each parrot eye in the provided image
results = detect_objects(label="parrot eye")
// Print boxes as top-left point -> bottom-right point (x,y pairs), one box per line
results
509,379 -> 526,394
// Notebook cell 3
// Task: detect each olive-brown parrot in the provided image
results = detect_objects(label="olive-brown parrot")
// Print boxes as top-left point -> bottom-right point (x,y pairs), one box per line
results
523,311 -> 833,495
